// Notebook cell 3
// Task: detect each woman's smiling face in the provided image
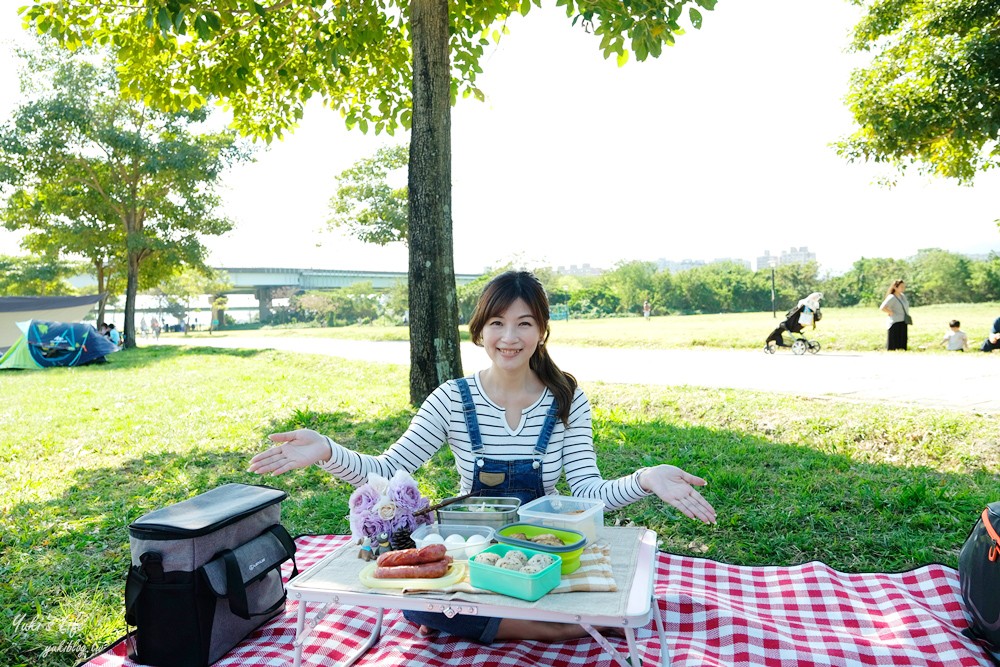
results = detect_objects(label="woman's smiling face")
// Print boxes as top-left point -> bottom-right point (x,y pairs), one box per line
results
481,298 -> 541,373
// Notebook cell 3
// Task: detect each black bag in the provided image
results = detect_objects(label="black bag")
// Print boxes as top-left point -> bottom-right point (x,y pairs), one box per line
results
124,483 -> 297,667
959,501 -> 1000,660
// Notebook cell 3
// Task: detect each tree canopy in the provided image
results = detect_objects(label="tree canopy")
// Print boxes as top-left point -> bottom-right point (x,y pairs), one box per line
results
839,0 -> 1000,183
0,254 -> 83,296
328,144 -> 409,246
0,42 -> 250,345
21,0 -> 716,400
20,0 -> 718,139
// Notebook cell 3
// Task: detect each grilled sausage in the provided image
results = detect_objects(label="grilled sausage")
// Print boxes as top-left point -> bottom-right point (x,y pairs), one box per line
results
374,558 -> 451,579
376,543 -> 447,567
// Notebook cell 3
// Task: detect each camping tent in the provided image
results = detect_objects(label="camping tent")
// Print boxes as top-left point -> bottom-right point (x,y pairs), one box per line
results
0,294 -> 105,352
0,320 -> 119,370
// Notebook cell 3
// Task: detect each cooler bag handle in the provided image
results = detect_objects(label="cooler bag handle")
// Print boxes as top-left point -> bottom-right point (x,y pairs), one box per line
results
204,524 -> 298,620
125,551 -> 162,626
222,549 -> 287,620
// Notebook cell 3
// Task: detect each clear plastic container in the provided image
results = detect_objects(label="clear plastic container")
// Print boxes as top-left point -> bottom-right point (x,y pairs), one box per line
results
410,523 -> 495,560
468,544 -> 562,601
495,522 -> 586,574
516,496 -> 604,542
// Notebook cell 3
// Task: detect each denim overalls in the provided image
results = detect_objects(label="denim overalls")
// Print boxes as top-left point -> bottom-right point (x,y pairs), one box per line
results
402,377 -> 561,642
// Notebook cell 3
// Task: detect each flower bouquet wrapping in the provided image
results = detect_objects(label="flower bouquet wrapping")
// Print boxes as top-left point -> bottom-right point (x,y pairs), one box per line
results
348,470 -> 433,551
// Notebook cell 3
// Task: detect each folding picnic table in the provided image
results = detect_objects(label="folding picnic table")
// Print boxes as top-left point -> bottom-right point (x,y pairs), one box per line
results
286,526 -> 669,667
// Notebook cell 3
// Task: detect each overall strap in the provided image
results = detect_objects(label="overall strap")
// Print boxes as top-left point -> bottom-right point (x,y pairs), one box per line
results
455,378 -> 484,453
534,396 -> 560,456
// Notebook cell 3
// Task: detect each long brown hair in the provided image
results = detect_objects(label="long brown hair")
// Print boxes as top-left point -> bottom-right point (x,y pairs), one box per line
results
468,271 -> 577,426
886,279 -> 905,297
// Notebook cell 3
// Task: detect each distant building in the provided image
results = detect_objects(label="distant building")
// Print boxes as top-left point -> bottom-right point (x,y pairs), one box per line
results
756,247 -> 817,271
656,258 -> 705,273
656,257 -> 751,273
555,263 -> 604,276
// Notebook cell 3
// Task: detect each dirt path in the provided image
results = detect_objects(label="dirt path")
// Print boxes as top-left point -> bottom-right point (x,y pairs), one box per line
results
148,336 -> 1000,414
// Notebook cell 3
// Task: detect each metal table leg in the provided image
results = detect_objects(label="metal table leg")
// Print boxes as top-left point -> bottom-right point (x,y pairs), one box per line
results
293,602 -> 384,667
652,594 -> 670,667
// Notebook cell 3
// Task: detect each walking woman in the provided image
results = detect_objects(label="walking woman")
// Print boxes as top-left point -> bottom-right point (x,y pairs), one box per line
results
249,270 -> 716,643
879,279 -> 911,351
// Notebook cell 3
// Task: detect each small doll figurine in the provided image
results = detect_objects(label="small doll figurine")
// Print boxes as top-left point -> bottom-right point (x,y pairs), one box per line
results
376,531 -> 391,556
357,537 -> 374,561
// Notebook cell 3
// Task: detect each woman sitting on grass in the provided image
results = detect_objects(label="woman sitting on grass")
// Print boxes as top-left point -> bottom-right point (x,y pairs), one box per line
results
249,270 -> 717,643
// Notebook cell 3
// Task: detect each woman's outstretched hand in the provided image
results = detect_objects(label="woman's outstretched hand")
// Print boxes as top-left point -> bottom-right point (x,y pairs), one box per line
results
247,429 -> 331,476
638,464 -> 717,525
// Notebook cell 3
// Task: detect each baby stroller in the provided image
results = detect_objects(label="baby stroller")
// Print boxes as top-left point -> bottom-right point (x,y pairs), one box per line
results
765,292 -> 822,355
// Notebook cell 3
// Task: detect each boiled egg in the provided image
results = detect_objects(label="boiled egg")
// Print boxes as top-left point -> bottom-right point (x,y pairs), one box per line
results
422,533 -> 445,544
444,533 -> 468,546
464,534 -> 489,556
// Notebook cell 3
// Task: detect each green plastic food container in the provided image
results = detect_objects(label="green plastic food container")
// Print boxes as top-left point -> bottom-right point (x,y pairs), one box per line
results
468,544 -> 562,601
495,522 -> 587,574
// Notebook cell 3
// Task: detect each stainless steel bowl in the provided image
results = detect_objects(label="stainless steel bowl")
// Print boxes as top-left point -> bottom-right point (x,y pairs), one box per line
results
436,496 -> 521,529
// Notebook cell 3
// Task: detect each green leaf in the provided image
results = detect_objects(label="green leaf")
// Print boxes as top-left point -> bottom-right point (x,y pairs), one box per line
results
156,7 -> 172,33
689,7 -> 703,29
204,12 -> 221,32
616,50 -> 629,67
696,0 -> 718,9
194,15 -> 209,40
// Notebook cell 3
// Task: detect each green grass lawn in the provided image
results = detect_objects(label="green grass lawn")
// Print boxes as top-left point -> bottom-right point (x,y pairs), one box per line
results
1,344 -> 998,666
173,301 -> 1000,352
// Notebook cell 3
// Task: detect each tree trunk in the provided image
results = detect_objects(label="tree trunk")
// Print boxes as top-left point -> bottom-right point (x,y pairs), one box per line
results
124,229 -> 139,349
407,0 -> 462,405
96,263 -> 107,325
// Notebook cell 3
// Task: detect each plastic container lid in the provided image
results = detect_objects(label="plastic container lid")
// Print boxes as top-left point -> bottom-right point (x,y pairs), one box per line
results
517,496 -> 605,542
518,496 -> 604,520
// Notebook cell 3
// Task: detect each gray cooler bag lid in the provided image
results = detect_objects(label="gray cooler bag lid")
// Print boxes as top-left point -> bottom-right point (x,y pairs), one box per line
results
128,483 -> 287,540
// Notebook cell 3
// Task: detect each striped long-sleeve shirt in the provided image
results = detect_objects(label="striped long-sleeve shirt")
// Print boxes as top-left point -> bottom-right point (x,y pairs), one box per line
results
318,372 -> 651,509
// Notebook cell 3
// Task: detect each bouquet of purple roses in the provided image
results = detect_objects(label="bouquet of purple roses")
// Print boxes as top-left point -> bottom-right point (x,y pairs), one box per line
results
348,470 -> 433,547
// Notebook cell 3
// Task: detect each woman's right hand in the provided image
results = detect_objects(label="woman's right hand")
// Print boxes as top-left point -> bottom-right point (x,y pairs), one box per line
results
247,429 -> 331,476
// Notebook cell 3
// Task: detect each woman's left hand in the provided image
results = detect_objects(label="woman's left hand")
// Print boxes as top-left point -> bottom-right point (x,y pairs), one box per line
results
638,464 -> 717,525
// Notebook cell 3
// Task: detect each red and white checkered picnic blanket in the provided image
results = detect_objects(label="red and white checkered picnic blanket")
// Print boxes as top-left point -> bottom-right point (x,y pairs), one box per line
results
81,534 -> 996,667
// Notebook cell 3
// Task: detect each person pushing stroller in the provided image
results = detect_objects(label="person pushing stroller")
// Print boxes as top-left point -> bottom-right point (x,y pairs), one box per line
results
765,292 -> 823,355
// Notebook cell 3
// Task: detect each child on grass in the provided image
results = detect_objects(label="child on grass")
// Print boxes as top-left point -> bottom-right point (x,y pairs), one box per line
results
941,319 -> 968,352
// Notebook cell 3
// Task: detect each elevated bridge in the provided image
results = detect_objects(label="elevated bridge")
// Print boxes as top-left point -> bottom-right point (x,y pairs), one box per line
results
216,267 -> 482,320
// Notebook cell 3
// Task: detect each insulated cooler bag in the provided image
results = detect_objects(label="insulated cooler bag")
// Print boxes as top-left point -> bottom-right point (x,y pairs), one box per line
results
124,483 -> 297,666
959,501 -> 1000,661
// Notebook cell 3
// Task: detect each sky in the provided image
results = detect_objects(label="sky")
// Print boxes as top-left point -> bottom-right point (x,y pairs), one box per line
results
2,1 -> 999,277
